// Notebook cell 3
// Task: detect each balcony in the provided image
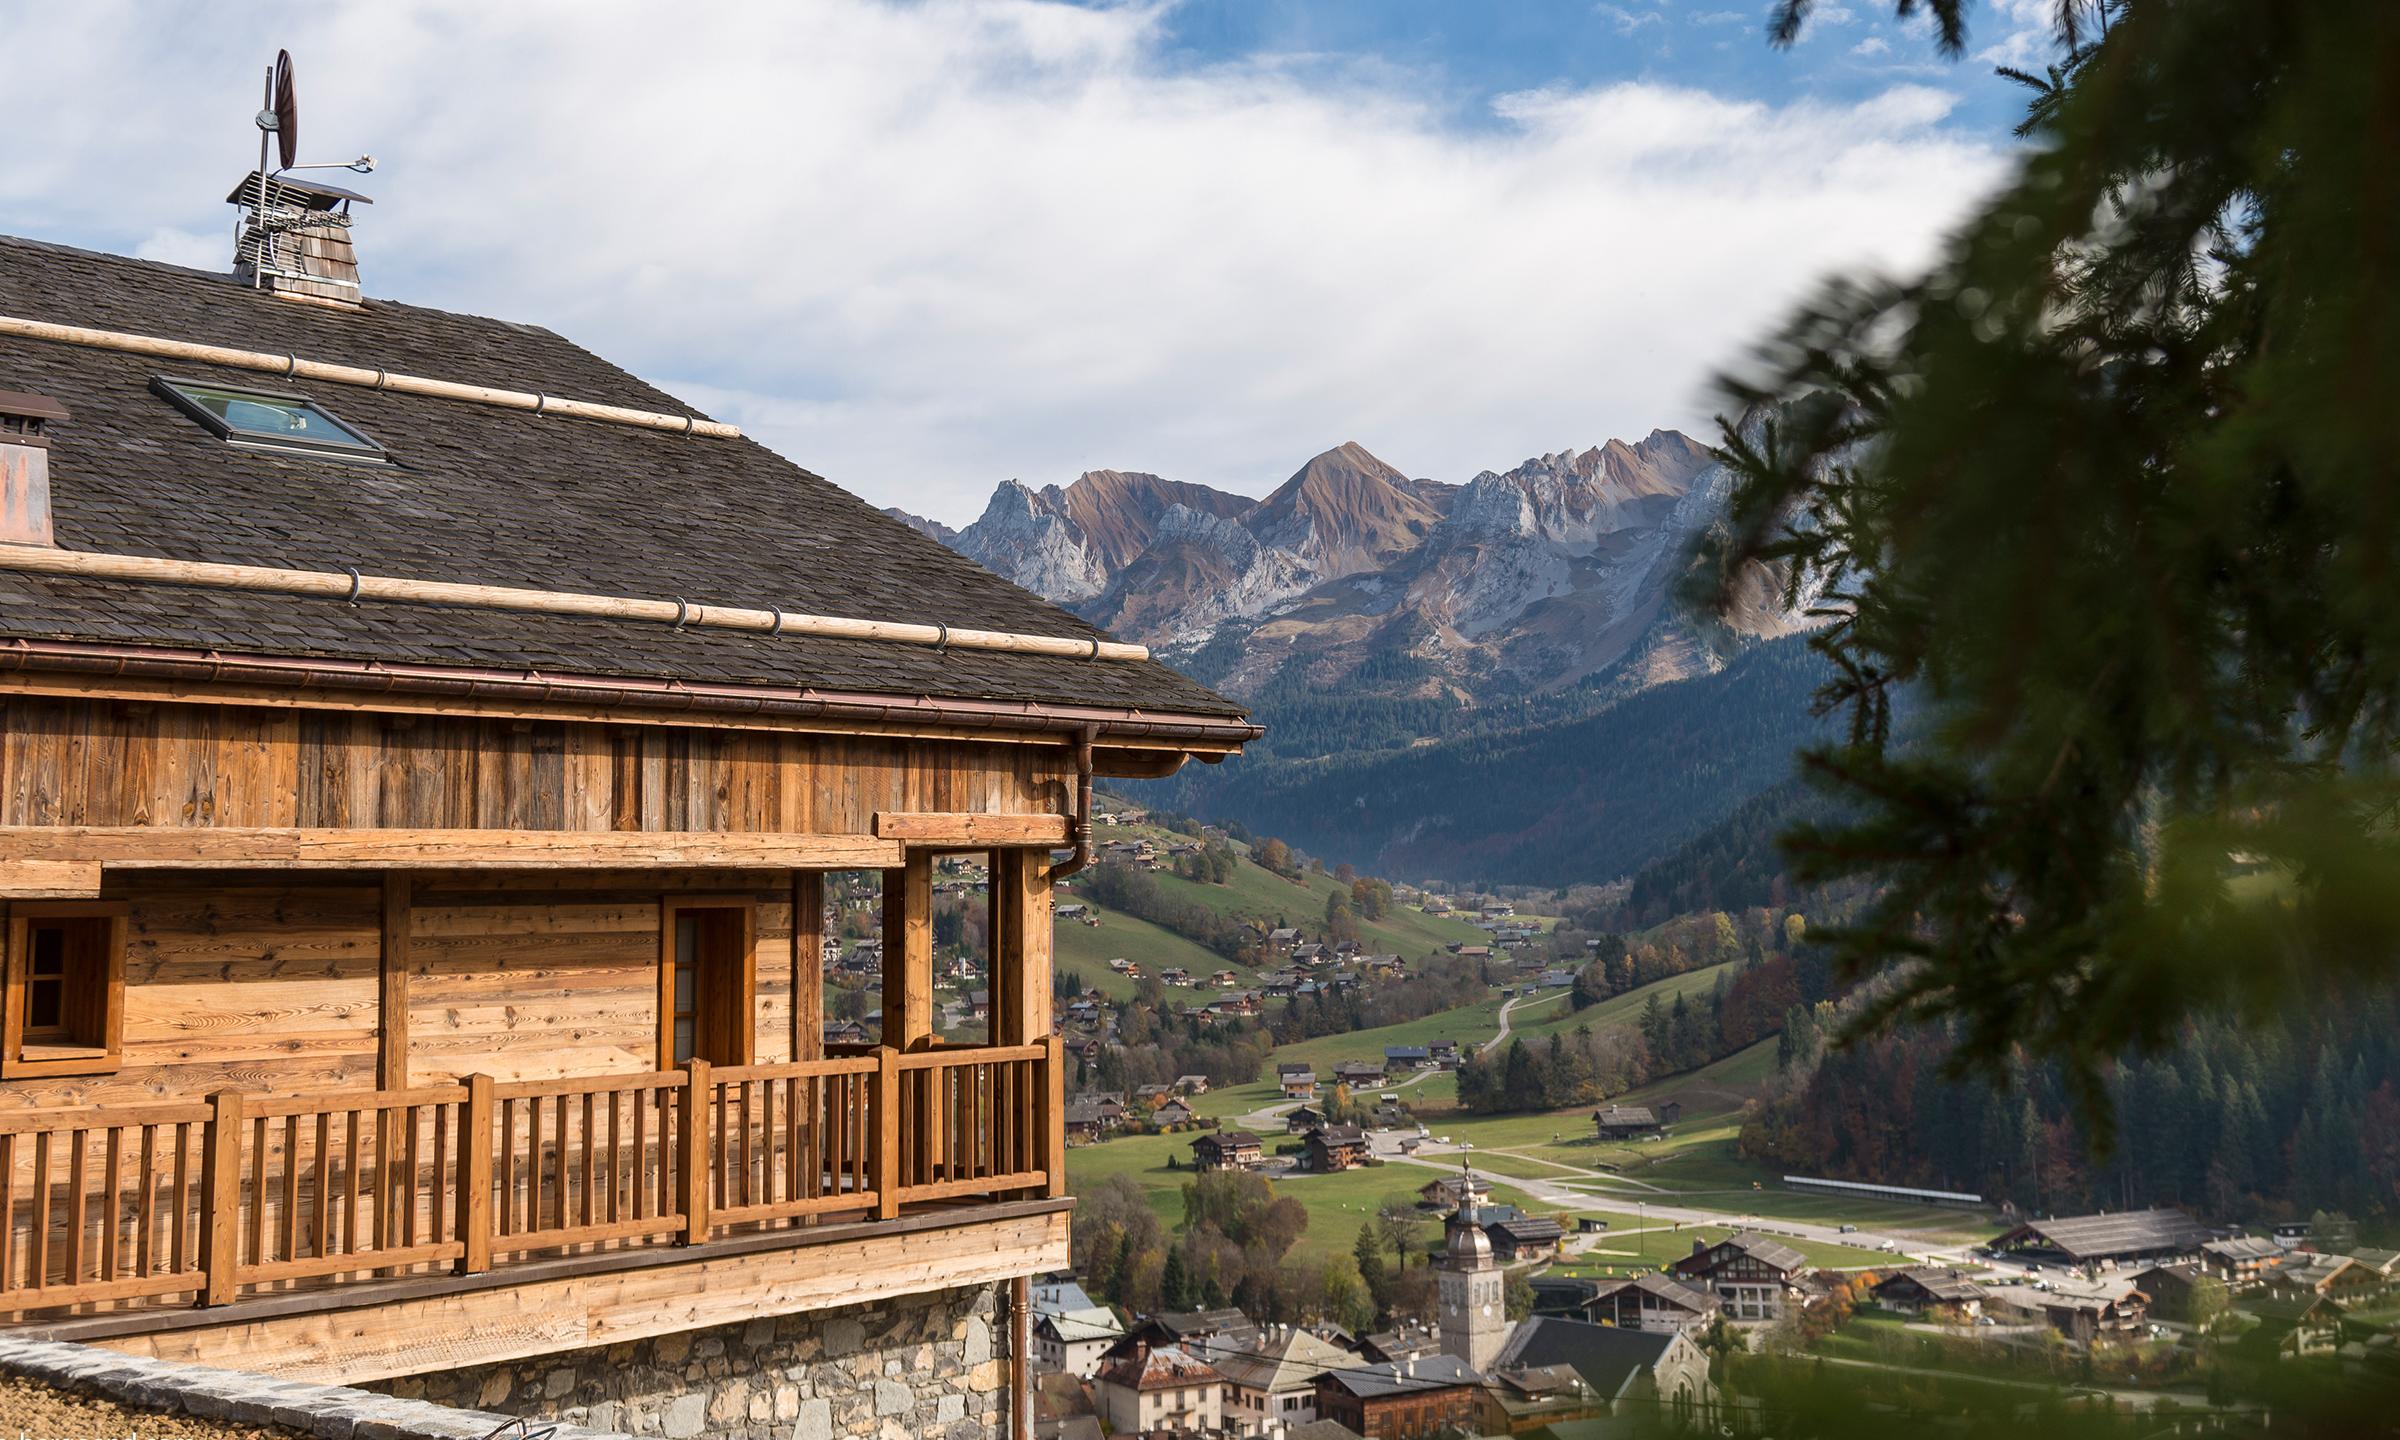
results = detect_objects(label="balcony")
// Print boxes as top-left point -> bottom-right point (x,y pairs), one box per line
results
0,1039 -> 1066,1378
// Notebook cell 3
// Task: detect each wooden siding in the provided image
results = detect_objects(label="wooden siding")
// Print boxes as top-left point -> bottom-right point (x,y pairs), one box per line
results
0,872 -> 826,1106
0,699 -> 1067,837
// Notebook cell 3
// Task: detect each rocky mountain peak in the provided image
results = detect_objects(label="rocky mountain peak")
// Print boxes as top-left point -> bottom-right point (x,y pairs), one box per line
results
1248,442 -> 1443,576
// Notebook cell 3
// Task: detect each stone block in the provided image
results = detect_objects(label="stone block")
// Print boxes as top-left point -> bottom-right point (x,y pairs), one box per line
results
664,1392 -> 709,1439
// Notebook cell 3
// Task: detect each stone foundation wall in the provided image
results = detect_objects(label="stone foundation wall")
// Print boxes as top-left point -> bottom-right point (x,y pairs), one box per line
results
373,1283 -> 1009,1440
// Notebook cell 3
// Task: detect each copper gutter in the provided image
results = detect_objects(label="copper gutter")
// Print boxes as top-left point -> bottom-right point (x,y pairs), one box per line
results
0,637 -> 1262,749
1048,726 -> 1100,880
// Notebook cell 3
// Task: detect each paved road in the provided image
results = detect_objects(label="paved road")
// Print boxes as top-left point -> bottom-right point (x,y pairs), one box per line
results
1480,988 -> 1566,1055
1387,1151 -> 2003,1268
1233,988 -> 1567,1132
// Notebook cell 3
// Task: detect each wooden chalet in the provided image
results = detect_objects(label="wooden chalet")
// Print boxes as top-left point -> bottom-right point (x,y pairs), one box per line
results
1581,1273 -> 1721,1334
0,224 -> 1254,1390
1302,1125 -> 1367,1173
1868,1267 -> 1985,1321
1667,1233 -> 1812,1322
1189,1130 -> 1263,1173
1989,1207 -> 2212,1272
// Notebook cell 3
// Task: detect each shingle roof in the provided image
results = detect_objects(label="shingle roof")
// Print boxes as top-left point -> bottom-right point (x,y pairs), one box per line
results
1673,1232 -> 1807,1277
1585,1273 -> 1719,1313
1996,1208 -> 2213,1262
1489,1317 -> 1675,1403
1208,1329 -> 1352,1395
1316,1355 -> 1480,1399
0,236 -> 1243,720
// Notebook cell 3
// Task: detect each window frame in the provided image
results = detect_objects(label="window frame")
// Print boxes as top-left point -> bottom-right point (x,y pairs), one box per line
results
150,374 -> 391,465
2,901 -> 128,1079
657,895 -> 757,1070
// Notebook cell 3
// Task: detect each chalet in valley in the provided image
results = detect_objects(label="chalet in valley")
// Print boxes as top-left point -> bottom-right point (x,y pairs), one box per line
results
1989,1207 -> 2213,1273
1189,1130 -> 1263,1172
1667,1233 -> 1814,1321
0,114 -> 1252,1438
1591,1102 -> 1679,1140
1302,1125 -> 1367,1172
1869,1267 -> 1987,1321
1581,1273 -> 1722,1334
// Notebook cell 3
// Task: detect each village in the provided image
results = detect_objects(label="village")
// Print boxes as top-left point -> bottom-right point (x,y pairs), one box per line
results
790,805 -> 2400,1432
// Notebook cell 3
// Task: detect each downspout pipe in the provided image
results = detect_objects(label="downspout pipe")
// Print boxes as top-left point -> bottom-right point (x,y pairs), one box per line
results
1048,725 -> 1099,881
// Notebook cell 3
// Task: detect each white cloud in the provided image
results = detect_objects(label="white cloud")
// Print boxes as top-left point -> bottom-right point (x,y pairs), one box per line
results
1690,10 -> 1750,26
1598,4 -> 1666,35
0,0 -> 2003,523
1853,35 -> 1892,55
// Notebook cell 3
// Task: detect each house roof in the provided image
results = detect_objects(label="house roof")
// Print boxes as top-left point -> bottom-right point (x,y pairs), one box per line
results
1488,1216 -> 1565,1244
1094,1345 -> 1222,1392
2202,1237 -> 2285,1263
1208,1328 -> 1353,1395
1995,1208 -> 2214,1262
1197,1130 -> 1261,1150
0,235 -> 1243,723
1584,1273 -> 1720,1314
1310,1126 -> 1366,1146
1592,1105 -> 1659,1127
1674,1233 -> 1807,1277
1490,1317 -> 1677,1404
1873,1268 -> 1985,1304
1315,1355 -> 1481,1399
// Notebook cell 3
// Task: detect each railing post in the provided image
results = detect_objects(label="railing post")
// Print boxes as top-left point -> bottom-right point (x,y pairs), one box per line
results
678,1060 -> 711,1245
456,1074 -> 493,1275
1041,1035 -> 1065,1199
198,1089 -> 243,1306
874,1046 -> 900,1220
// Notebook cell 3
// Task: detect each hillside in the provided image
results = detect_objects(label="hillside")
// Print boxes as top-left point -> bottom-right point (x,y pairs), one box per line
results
1140,634 -> 1834,885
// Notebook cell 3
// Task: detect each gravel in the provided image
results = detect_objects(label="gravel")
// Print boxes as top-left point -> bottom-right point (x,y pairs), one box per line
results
0,1374 -> 300,1440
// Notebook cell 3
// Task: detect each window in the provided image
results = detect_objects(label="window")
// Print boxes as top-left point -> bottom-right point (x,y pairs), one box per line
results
658,897 -> 755,1068
4,903 -> 126,1077
152,376 -> 388,463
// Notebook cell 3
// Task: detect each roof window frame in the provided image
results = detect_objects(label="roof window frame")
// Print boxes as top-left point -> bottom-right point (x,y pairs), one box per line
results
150,374 -> 390,465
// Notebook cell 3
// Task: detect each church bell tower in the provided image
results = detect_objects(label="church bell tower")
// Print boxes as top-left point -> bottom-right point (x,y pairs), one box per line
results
1437,1189 -> 1508,1372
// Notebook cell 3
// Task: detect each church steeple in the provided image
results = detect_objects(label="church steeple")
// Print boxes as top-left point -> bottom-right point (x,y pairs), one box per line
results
1435,1163 -> 1507,1372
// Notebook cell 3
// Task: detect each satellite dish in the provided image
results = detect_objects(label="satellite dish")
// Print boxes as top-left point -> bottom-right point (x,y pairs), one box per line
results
270,50 -> 299,170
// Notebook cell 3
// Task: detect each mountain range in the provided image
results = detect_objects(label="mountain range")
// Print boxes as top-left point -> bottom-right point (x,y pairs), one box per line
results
894,432 -> 1825,884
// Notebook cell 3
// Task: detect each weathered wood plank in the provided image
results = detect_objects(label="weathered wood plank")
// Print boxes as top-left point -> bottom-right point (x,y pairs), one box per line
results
871,812 -> 1066,846
0,827 -> 902,871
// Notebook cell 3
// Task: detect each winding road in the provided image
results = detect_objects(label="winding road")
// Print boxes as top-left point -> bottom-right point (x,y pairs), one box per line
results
1232,988 -> 1569,1132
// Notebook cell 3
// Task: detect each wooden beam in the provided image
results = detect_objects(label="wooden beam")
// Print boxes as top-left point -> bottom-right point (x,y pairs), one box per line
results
991,851 -> 1052,1048
0,666 -> 1250,755
872,812 -> 1068,846
792,872 -> 824,1063
377,874 -> 411,1090
880,853 -> 933,1051
0,826 -> 904,872
89,1206 -> 1069,1383
0,861 -> 102,899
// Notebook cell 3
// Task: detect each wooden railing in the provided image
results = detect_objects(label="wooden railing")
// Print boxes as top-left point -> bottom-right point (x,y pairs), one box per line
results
0,1036 -> 1060,1317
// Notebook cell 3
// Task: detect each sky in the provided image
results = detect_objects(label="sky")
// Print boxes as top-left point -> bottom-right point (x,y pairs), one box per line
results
0,1 -> 2052,524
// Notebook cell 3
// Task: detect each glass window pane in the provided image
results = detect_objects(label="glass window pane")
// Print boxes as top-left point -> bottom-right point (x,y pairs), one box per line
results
672,1017 -> 694,1063
673,965 -> 695,1009
30,926 -> 63,975
26,980 -> 60,1030
676,916 -> 701,966
173,383 -> 379,450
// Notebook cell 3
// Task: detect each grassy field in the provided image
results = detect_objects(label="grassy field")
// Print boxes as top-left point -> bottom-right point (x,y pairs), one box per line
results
1087,814 -> 1497,961
1063,1124 -> 1545,1265
1053,907 -> 1234,999
1504,961 -> 1741,1047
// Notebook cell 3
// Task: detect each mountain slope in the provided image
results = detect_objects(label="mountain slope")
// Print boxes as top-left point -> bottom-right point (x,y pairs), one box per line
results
1136,634 -> 1834,886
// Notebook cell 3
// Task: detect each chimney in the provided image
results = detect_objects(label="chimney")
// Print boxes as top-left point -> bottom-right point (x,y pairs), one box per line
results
0,391 -> 68,546
229,171 -> 371,309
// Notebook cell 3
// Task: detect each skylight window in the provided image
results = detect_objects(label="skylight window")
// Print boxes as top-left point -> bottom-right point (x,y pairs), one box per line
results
152,376 -> 387,463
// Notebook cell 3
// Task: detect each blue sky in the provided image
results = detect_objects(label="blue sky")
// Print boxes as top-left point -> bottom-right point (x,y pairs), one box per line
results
0,1 -> 2043,522
1131,0 -> 2037,132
